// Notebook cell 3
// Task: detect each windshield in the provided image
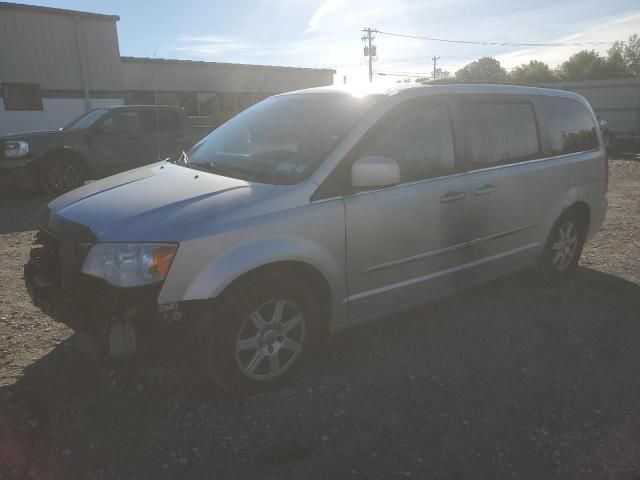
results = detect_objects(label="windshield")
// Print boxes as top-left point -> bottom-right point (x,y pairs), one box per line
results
63,108 -> 109,131
186,93 -> 381,184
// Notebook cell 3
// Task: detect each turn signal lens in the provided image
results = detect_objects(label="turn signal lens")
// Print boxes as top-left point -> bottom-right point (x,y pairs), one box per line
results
149,245 -> 177,279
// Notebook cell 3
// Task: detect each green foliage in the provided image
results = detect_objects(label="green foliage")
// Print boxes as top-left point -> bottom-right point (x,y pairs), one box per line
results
558,49 -> 630,80
455,57 -> 507,82
455,34 -> 639,83
622,33 -> 640,76
508,60 -> 557,84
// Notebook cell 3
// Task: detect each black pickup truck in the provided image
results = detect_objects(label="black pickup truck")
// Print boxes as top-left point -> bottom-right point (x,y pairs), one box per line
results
0,105 -> 206,195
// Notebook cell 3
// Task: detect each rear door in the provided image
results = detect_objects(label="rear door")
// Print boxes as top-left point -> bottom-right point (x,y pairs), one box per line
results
455,94 -> 548,282
91,110 -> 156,175
343,95 -> 471,321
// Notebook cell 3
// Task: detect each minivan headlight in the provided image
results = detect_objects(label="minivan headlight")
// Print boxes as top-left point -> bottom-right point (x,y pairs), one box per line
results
82,243 -> 178,287
4,141 -> 29,158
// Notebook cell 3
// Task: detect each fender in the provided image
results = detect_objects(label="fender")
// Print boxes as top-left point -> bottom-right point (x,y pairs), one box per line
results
160,235 -> 348,322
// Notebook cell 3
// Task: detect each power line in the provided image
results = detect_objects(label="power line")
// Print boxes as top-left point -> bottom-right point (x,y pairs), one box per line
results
376,70 -> 433,77
375,29 -> 620,47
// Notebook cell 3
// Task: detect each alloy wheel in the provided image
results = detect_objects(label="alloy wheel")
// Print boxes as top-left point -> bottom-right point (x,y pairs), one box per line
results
551,221 -> 579,271
235,299 -> 305,380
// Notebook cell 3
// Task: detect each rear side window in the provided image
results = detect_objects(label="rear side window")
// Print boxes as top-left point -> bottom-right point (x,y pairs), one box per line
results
460,96 -> 540,168
360,99 -> 456,182
538,96 -> 599,154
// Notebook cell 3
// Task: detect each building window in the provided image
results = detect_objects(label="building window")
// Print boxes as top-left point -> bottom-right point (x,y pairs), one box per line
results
155,92 -> 179,107
219,93 -> 236,112
178,92 -> 198,116
126,91 -> 155,105
2,83 -> 43,111
197,93 -> 218,116
235,93 -> 252,112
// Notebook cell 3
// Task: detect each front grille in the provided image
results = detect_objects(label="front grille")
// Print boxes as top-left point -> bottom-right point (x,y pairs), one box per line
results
34,230 -> 90,291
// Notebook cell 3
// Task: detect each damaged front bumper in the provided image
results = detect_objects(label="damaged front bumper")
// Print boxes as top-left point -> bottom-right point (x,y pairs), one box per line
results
24,230 -> 198,357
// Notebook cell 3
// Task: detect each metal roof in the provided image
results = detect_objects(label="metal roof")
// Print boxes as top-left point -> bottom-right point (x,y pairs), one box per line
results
0,2 -> 119,21
120,56 -> 335,74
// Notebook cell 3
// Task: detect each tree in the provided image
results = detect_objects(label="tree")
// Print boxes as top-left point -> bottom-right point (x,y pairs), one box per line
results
455,57 -> 507,82
558,49 -> 630,80
622,33 -> 640,76
508,60 -> 557,84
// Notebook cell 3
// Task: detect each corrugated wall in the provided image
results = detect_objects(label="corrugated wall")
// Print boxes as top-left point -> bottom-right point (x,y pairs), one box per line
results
121,58 -> 334,94
0,8 -> 123,91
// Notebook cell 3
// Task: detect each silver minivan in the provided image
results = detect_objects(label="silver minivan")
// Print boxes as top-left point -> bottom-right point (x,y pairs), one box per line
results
25,84 -> 608,395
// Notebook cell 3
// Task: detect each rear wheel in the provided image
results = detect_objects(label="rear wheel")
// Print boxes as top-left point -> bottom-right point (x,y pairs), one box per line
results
39,154 -> 86,196
205,273 -> 318,396
540,211 -> 586,280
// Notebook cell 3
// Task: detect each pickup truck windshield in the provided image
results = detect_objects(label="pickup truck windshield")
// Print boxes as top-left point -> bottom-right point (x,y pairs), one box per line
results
63,108 -> 109,131
186,93 -> 381,184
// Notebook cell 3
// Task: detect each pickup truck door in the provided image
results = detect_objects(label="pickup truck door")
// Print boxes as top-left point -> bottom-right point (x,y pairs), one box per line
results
153,109 -> 192,159
90,110 -> 156,176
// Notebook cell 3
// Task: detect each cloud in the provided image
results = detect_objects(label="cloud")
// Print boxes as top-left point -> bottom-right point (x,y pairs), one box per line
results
496,11 -> 640,69
173,35 -> 255,57
306,0 -> 343,32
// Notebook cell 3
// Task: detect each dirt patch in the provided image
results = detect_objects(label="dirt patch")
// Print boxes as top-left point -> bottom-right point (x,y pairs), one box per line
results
1,157 -> 639,479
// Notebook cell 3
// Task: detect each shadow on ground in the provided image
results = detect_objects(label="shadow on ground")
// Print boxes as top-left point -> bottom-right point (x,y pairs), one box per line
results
0,196 -> 46,235
2,266 -> 640,479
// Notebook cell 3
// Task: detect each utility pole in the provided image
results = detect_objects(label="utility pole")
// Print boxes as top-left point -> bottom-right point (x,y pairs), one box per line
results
432,55 -> 440,80
362,28 -> 377,83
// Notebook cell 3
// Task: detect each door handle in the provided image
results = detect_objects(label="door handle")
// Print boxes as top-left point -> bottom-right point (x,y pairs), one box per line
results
474,184 -> 497,196
127,135 -> 142,140
440,191 -> 466,203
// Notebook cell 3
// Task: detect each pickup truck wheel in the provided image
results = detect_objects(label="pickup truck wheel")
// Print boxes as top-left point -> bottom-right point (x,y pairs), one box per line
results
39,155 -> 86,196
540,211 -> 586,280
205,273 -> 318,396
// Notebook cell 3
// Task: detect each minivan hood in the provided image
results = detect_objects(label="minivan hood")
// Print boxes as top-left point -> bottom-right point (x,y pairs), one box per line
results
46,162 -> 277,241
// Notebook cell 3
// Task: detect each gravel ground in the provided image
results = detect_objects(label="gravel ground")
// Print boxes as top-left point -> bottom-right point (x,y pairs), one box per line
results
1,157 -> 639,479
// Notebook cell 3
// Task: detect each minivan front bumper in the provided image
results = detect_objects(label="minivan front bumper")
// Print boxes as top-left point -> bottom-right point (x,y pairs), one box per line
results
24,229 -> 195,357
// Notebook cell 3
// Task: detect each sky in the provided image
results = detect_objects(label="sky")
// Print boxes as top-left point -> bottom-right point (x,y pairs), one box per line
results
17,0 -> 640,86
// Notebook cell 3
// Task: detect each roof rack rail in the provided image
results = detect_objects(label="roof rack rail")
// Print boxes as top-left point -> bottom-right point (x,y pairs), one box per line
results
420,79 -> 533,87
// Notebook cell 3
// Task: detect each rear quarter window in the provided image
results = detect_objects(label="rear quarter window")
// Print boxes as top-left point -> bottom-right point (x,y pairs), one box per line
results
538,96 -> 599,155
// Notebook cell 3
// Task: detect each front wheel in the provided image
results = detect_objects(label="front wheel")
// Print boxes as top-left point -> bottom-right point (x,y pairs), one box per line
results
39,155 -> 86,196
540,212 -> 586,280
205,273 -> 318,396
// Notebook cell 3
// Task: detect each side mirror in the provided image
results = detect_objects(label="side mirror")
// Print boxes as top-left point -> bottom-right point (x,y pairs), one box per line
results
94,126 -> 105,135
351,155 -> 400,189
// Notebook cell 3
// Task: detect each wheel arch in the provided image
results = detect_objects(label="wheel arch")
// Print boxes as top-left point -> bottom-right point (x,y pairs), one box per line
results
565,200 -> 591,234
37,147 -> 88,174
214,260 -> 333,338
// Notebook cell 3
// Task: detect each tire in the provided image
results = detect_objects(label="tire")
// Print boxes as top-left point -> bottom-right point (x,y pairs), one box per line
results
38,154 -> 86,196
205,272 -> 319,396
540,210 -> 586,280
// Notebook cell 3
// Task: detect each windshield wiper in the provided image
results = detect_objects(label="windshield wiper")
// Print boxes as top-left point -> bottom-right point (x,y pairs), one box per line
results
173,150 -> 251,181
204,161 -> 253,181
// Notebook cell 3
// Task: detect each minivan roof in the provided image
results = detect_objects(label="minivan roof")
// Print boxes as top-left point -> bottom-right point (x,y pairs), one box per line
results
283,83 -> 586,103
